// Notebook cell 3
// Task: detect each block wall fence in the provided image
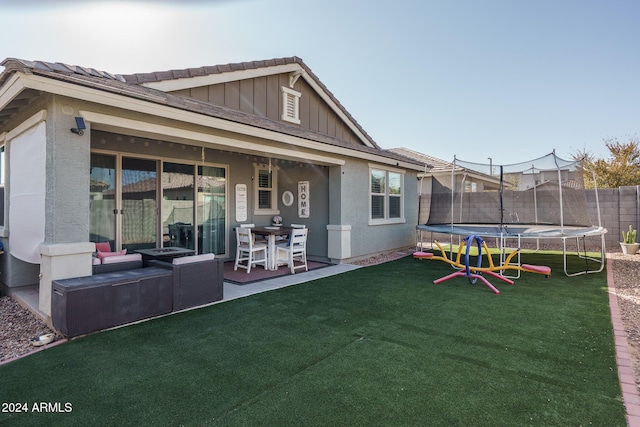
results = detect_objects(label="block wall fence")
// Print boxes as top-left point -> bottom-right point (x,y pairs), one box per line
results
587,186 -> 640,251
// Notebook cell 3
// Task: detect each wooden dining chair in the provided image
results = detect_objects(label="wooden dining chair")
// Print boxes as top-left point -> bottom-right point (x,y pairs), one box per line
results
275,227 -> 308,274
277,223 -> 306,244
234,226 -> 268,273
240,223 -> 265,242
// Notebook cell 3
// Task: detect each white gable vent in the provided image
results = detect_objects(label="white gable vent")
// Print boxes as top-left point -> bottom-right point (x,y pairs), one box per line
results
281,86 -> 301,124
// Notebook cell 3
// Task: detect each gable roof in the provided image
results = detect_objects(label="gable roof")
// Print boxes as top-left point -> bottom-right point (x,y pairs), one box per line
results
0,57 -> 423,169
122,56 -> 379,150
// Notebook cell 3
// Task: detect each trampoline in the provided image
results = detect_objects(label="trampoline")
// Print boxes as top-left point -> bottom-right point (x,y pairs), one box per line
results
417,152 -> 607,276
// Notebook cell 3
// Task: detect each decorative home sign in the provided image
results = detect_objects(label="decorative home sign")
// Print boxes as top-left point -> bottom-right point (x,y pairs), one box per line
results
298,181 -> 310,218
235,183 -> 247,222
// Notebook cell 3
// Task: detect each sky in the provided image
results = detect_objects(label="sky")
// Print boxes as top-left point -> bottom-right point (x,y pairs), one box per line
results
1,0 -> 639,165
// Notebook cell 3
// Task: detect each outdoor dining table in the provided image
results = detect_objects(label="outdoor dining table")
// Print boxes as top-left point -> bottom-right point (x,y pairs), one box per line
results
250,226 -> 295,271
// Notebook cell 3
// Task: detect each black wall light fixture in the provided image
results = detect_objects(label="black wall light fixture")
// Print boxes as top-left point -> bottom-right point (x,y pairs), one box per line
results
71,117 -> 86,135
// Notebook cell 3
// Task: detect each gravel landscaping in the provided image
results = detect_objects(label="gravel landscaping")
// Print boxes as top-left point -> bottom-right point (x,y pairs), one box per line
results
0,297 -> 58,364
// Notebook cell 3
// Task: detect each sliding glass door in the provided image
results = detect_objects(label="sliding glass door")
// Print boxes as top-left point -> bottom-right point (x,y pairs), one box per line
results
162,162 -> 195,250
198,165 -> 226,255
121,157 -> 158,252
89,152 -> 226,255
89,154 -> 116,250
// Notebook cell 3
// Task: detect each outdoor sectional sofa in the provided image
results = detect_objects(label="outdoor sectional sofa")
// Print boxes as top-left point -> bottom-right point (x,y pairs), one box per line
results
52,253 -> 224,337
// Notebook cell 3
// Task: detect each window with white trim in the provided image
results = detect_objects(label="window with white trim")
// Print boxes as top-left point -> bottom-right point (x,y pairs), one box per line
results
281,86 -> 301,124
464,181 -> 477,192
370,167 -> 404,224
254,163 -> 280,215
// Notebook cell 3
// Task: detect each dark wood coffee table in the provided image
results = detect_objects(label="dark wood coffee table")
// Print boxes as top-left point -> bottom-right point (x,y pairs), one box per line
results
135,247 -> 195,266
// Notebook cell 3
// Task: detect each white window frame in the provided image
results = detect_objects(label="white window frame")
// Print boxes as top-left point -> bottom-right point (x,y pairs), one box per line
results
281,86 -> 301,124
464,181 -> 477,192
253,163 -> 280,216
369,165 -> 405,225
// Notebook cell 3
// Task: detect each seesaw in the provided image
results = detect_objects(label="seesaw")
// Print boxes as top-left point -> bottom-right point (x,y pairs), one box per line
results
413,235 -> 551,295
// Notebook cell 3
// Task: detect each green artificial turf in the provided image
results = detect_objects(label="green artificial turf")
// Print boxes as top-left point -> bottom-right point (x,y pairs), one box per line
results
0,252 -> 626,426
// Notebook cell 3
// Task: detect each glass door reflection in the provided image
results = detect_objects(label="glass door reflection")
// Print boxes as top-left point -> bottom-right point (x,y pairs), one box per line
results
90,153 -> 116,250
198,165 -> 226,255
162,162 -> 195,250
121,157 -> 157,252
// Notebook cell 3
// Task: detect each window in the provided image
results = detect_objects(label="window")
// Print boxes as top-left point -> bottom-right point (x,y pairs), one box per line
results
370,167 -> 404,224
371,170 -> 386,220
464,181 -> 477,192
254,163 -> 279,215
281,86 -> 301,124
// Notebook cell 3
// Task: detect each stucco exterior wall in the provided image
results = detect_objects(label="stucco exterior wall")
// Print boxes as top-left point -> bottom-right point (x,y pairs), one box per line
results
47,97 -> 91,243
331,159 -> 418,261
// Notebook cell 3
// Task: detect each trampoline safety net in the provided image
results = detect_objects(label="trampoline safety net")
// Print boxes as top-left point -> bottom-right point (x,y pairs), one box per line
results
427,152 -> 594,228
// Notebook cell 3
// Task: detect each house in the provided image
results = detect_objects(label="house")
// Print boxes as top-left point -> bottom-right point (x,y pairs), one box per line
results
0,56 -> 426,320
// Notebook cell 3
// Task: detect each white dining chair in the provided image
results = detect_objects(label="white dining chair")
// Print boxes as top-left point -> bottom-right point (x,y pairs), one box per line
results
234,226 -> 268,273
240,223 -> 266,242
275,227 -> 308,274
276,223 -> 306,244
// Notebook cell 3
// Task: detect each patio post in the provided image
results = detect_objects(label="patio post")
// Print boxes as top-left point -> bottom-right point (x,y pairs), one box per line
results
327,224 -> 351,263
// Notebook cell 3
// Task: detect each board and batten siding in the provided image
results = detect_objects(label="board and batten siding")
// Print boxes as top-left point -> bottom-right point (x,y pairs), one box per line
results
171,75 -> 363,147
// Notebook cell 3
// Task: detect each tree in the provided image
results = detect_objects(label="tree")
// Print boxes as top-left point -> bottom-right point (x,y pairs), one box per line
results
574,136 -> 640,189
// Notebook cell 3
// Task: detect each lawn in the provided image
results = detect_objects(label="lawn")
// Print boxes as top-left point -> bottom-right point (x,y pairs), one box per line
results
0,252 -> 626,426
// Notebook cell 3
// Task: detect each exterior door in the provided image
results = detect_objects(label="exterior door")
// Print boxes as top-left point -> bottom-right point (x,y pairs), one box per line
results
162,162 -> 195,250
89,153 -> 117,249
121,157 -> 158,252
90,153 -> 227,256
198,165 -> 226,255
